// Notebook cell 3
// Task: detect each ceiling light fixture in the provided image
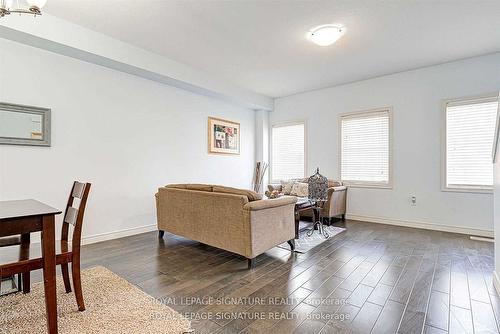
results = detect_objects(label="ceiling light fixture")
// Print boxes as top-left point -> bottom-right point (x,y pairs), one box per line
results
307,24 -> 345,46
0,0 -> 47,18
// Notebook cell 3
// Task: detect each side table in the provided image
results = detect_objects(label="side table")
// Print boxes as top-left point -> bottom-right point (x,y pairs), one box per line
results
306,201 -> 329,239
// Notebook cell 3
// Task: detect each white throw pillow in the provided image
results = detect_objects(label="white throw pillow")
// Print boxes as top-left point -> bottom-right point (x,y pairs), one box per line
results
280,181 -> 294,195
291,182 -> 309,197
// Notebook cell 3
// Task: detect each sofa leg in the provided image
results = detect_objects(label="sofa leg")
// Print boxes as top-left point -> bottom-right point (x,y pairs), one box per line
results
247,258 -> 256,269
341,214 -> 346,221
158,230 -> 165,239
287,239 -> 295,251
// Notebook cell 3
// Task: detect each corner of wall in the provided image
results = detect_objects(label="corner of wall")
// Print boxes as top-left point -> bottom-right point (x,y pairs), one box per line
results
254,109 -> 270,191
493,271 -> 500,295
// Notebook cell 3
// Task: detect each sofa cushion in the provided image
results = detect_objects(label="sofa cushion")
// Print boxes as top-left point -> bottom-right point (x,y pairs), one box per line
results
280,181 -> 294,195
166,184 -> 214,192
290,182 -> 309,197
212,185 -> 263,201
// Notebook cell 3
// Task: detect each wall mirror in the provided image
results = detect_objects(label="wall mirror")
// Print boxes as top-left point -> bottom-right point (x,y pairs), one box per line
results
0,102 -> 51,146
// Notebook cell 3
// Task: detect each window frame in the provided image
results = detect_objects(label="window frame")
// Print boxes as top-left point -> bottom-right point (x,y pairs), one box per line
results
338,107 -> 394,189
442,94 -> 498,194
269,120 -> 307,184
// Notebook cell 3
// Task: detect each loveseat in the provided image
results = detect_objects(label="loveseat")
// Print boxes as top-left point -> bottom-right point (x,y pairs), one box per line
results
268,179 -> 347,223
155,184 -> 297,268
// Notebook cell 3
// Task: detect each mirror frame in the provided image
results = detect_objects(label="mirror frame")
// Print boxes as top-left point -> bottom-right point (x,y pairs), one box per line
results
0,102 -> 51,147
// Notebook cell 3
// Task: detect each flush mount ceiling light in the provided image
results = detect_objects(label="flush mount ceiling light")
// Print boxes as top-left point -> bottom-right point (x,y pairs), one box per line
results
307,24 -> 345,46
0,0 -> 47,18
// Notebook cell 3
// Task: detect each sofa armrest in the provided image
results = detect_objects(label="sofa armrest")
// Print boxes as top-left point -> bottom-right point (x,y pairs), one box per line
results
327,186 -> 347,194
243,196 -> 297,211
243,196 -> 296,259
323,186 -> 347,217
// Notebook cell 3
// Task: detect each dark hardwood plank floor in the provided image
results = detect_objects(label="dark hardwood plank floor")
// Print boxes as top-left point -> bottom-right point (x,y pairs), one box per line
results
1,220 -> 498,334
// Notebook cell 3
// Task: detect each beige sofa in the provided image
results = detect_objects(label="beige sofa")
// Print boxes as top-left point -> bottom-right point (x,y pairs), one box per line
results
268,179 -> 347,223
155,184 -> 297,268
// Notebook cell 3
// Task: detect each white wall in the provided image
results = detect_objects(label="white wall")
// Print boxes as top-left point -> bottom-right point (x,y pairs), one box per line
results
272,53 -> 500,235
0,38 -> 255,243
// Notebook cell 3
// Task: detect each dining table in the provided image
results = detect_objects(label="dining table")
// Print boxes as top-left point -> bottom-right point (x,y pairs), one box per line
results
0,199 -> 62,334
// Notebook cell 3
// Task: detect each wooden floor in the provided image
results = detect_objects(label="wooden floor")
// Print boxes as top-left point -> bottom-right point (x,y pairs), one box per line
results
5,220 -> 500,334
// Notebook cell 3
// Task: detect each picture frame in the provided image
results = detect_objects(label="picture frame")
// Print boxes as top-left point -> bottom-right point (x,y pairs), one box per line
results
208,117 -> 240,155
0,102 -> 51,147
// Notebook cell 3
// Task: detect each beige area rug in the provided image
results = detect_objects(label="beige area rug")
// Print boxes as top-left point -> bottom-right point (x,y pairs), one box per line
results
278,224 -> 346,253
0,266 -> 191,334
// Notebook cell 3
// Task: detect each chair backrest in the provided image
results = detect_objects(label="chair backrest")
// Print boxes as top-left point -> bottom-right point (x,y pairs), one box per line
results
61,181 -> 91,252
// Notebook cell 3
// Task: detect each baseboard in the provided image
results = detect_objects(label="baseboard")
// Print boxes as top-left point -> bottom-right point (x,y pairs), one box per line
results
493,271 -> 500,296
16,224 -> 158,246
346,214 -> 493,238
81,224 -> 157,245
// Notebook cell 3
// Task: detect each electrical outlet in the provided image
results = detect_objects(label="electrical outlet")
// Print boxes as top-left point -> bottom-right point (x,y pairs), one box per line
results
411,196 -> 417,206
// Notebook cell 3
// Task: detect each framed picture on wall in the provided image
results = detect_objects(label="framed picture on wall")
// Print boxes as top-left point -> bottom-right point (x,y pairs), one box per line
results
208,117 -> 240,155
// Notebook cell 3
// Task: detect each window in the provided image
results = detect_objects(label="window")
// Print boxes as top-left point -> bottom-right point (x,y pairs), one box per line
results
271,122 -> 305,182
444,96 -> 498,192
340,109 -> 392,187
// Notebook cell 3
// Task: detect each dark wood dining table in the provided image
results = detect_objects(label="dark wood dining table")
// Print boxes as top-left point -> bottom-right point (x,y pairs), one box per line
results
0,199 -> 61,334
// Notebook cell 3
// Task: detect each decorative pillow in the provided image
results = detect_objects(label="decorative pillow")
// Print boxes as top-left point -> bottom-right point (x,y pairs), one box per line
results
268,184 -> 283,193
281,181 -> 294,195
290,182 -> 309,197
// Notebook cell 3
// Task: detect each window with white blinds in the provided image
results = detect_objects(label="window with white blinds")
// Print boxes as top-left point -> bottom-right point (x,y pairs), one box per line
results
340,109 -> 391,187
445,97 -> 498,191
271,122 -> 305,182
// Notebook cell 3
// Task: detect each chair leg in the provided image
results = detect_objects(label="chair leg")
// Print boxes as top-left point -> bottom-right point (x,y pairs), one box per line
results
21,273 -> 30,293
61,263 -> 72,293
17,274 -> 22,292
341,214 -> 346,221
71,259 -> 85,311
287,239 -> 296,251
20,233 -> 30,294
158,230 -> 165,239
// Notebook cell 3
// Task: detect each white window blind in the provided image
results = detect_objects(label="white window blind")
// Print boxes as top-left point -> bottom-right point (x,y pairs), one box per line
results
341,110 -> 391,186
445,98 -> 498,190
271,123 -> 305,181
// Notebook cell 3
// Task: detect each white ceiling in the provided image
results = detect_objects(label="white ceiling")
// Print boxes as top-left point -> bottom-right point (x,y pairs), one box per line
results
45,0 -> 500,98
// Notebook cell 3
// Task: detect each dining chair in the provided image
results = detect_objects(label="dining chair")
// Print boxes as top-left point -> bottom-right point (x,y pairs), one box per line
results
0,235 -> 29,292
0,181 -> 91,311
0,236 -> 20,292
58,181 -> 91,311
